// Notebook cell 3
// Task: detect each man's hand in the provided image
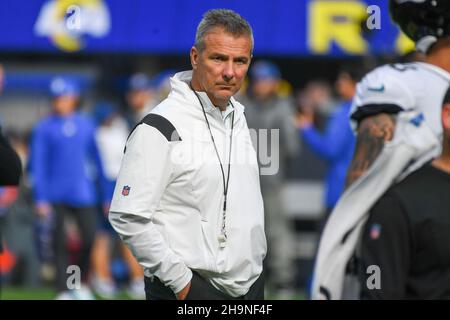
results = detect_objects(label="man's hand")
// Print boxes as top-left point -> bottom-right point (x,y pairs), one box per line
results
35,202 -> 52,219
175,281 -> 192,300
295,112 -> 314,129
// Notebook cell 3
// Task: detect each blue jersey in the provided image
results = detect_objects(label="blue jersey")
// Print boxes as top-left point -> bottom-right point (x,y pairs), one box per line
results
29,112 -> 106,207
301,100 -> 356,209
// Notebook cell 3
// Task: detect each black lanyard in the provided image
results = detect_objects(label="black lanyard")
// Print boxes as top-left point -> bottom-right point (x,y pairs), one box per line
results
190,83 -> 235,248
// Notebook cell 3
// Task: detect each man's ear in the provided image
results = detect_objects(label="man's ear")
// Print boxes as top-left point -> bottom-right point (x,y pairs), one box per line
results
443,104 -> 450,131
190,46 -> 198,70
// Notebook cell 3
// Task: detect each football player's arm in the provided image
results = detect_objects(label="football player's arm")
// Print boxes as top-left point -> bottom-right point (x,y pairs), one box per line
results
88,121 -> 110,209
281,102 -> 300,159
301,106 -> 352,161
344,66 -> 414,189
344,113 -> 396,188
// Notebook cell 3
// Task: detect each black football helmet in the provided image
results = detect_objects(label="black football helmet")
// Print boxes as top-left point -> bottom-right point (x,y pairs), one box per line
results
390,0 -> 450,51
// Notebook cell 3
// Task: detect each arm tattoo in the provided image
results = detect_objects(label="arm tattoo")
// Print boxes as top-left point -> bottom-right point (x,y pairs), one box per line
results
345,113 -> 396,188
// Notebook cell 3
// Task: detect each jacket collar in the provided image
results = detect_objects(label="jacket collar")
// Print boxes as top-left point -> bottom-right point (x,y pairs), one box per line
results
169,71 -> 245,118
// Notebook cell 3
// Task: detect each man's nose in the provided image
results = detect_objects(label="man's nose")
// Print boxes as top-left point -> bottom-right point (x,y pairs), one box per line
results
222,63 -> 235,82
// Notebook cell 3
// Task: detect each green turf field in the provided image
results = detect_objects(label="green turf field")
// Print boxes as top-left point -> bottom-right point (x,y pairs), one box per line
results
1,287 -> 56,300
0,286 -> 306,300
0,286 -> 134,300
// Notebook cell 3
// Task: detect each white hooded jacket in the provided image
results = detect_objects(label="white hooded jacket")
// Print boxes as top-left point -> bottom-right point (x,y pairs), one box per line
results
109,71 -> 267,297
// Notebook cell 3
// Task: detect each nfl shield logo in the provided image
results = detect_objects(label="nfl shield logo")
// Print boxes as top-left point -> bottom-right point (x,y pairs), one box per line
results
122,185 -> 130,196
370,223 -> 381,240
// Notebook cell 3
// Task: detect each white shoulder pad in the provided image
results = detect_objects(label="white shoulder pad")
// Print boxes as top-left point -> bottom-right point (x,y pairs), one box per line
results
350,64 -> 416,128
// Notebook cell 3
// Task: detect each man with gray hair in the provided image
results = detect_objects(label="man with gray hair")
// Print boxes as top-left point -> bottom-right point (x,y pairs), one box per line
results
109,9 -> 266,300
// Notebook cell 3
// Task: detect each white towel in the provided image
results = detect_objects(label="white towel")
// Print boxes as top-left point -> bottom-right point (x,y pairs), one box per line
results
311,110 -> 440,300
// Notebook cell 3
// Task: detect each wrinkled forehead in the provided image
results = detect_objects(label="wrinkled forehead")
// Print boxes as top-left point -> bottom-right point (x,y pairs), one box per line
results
204,27 -> 253,54
202,28 -> 252,56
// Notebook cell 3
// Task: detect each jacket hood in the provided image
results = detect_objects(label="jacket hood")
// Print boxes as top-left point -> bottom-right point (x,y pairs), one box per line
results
169,70 -> 245,116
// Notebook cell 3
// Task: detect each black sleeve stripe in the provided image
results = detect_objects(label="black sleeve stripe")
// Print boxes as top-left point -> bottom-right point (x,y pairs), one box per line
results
124,113 -> 181,153
141,113 -> 182,142
351,104 -> 404,123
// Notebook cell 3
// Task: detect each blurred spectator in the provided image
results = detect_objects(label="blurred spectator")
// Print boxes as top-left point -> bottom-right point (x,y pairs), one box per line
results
296,80 -> 336,131
28,76 -> 108,299
0,64 -> 23,283
296,65 -> 363,216
151,69 -> 177,104
0,185 -> 19,279
243,60 -> 299,297
2,132 -> 41,287
125,72 -> 158,127
90,101 -> 145,299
